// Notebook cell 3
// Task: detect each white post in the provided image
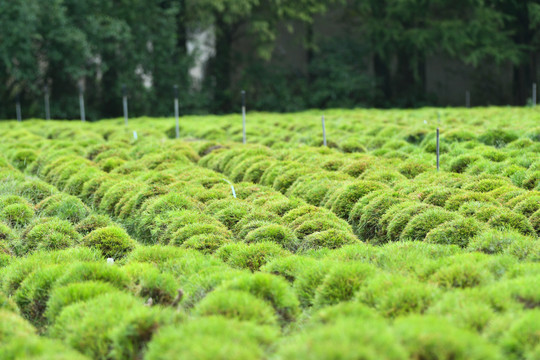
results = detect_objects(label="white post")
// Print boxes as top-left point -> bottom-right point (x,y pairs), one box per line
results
122,84 -> 128,126
79,85 -> 85,122
44,86 -> 50,120
241,90 -> 246,144
15,93 -> 21,122
174,85 -> 180,139
533,83 -> 537,107
321,115 -> 327,146
436,128 -> 440,171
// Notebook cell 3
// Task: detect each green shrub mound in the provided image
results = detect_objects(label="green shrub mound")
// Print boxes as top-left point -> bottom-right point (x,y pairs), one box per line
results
75,214 -> 114,236
82,226 -> 136,259
393,316 -> 503,360
216,242 -> 290,272
356,274 -> 438,318
123,262 -> 179,305
14,218 -> 81,255
194,290 -> 278,326
244,224 -> 298,251
328,180 -> 387,219
500,310 -> 540,360
310,302 -> 380,325
16,179 -> 57,203
169,223 -> 231,246
425,218 -> 484,248
467,229 -> 539,261
145,316 -> 278,360
260,256 -> 316,283
313,262 -> 375,308
429,259 -> 492,289
49,292 -> 179,360
487,212 -> 536,236
182,233 -> 231,254
274,318 -> 406,360
385,203 -> 433,242
401,209 -> 460,241
36,193 -> 90,224
0,310 -> 89,360
218,272 -> 300,323
298,229 -> 359,252
0,203 -> 34,227
45,281 -> 119,322
54,261 -> 130,290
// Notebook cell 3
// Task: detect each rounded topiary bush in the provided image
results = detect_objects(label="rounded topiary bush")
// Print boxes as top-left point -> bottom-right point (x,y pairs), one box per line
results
181,234 -> 232,254
75,214 -> 114,236
169,223 -> 231,246
313,262 -> 375,308
36,194 -> 90,224
487,212 -> 536,236
45,281 -> 118,322
216,242 -> 289,272
0,203 -> 34,227
468,229 -> 538,261
393,316 -> 503,360
356,274 -> 438,318
193,289 -> 278,326
218,272 -> 300,324
328,180 -> 387,219
385,203 -> 433,242
244,224 -> 298,251
144,317 -> 278,360
478,129 -> 518,148
444,192 -> 498,211
448,154 -> 481,173
274,318 -> 406,360
82,226 -> 136,259
513,196 -> 540,218
298,229 -> 359,252
123,262 -> 179,305
425,218 -> 484,248
400,209 -> 460,241
15,218 -> 81,255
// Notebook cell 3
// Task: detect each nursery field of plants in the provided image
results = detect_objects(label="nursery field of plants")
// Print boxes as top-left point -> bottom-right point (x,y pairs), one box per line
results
0,107 -> 538,359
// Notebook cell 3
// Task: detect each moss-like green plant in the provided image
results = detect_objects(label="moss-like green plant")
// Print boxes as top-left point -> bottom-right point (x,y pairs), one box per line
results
14,218 -> 81,255
244,224 -> 298,251
181,234 -> 232,254
45,281 -> 118,322
123,262 -> 179,304
0,203 -> 34,227
75,214 -> 114,236
145,317 -> 278,360
393,316 -> 503,359
216,241 -> 289,272
400,208 -> 459,241
425,218 -> 484,248
82,226 -> 136,259
313,262 -> 375,308
218,272 -> 300,324
329,180 -> 387,219
487,212 -> 536,236
194,289 -> 278,326
298,229 -> 359,252
36,194 -> 89,224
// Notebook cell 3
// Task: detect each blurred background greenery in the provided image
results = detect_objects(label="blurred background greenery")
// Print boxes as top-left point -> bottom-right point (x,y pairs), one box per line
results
1,0 -> 539,119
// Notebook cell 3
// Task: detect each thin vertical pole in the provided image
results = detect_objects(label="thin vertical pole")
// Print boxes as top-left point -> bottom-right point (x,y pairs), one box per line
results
436,128 -> 440,172
122,84 -> 128,126
321,115 -> 327,146
15,92 -> 22,122
242,90 -> 246,144
466,90 -> 470,108
174,85 -> 180,139
533,83 -> 537,107
44,86 -> 50,120
79,84 -> 86,122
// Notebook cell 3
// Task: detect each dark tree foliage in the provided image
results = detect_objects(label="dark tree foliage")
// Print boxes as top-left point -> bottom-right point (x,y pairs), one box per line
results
0,0 -> 538,119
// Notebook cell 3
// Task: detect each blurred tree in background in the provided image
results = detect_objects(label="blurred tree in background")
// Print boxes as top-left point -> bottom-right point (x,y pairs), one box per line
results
0,0 -> 539,119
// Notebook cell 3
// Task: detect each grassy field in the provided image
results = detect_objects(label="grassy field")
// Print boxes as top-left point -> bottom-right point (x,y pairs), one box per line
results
0,107 -> 538,359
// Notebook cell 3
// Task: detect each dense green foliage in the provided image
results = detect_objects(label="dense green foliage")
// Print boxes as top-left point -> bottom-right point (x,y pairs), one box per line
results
2,1 -> 540,119
0,108 -> 538,358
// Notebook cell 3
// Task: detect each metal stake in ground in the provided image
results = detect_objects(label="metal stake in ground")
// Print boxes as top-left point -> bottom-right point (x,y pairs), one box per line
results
533,83 -> 537,107
242,90 -> 246,144
321,115 -> 327,146
79,84 -> 86,122
122,84 -> 129,126
174,85 -> 180,139
44,85 -> 50,120
436,128 -> 440,171
466,90 -> 471,108
15,92 -> 22,122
